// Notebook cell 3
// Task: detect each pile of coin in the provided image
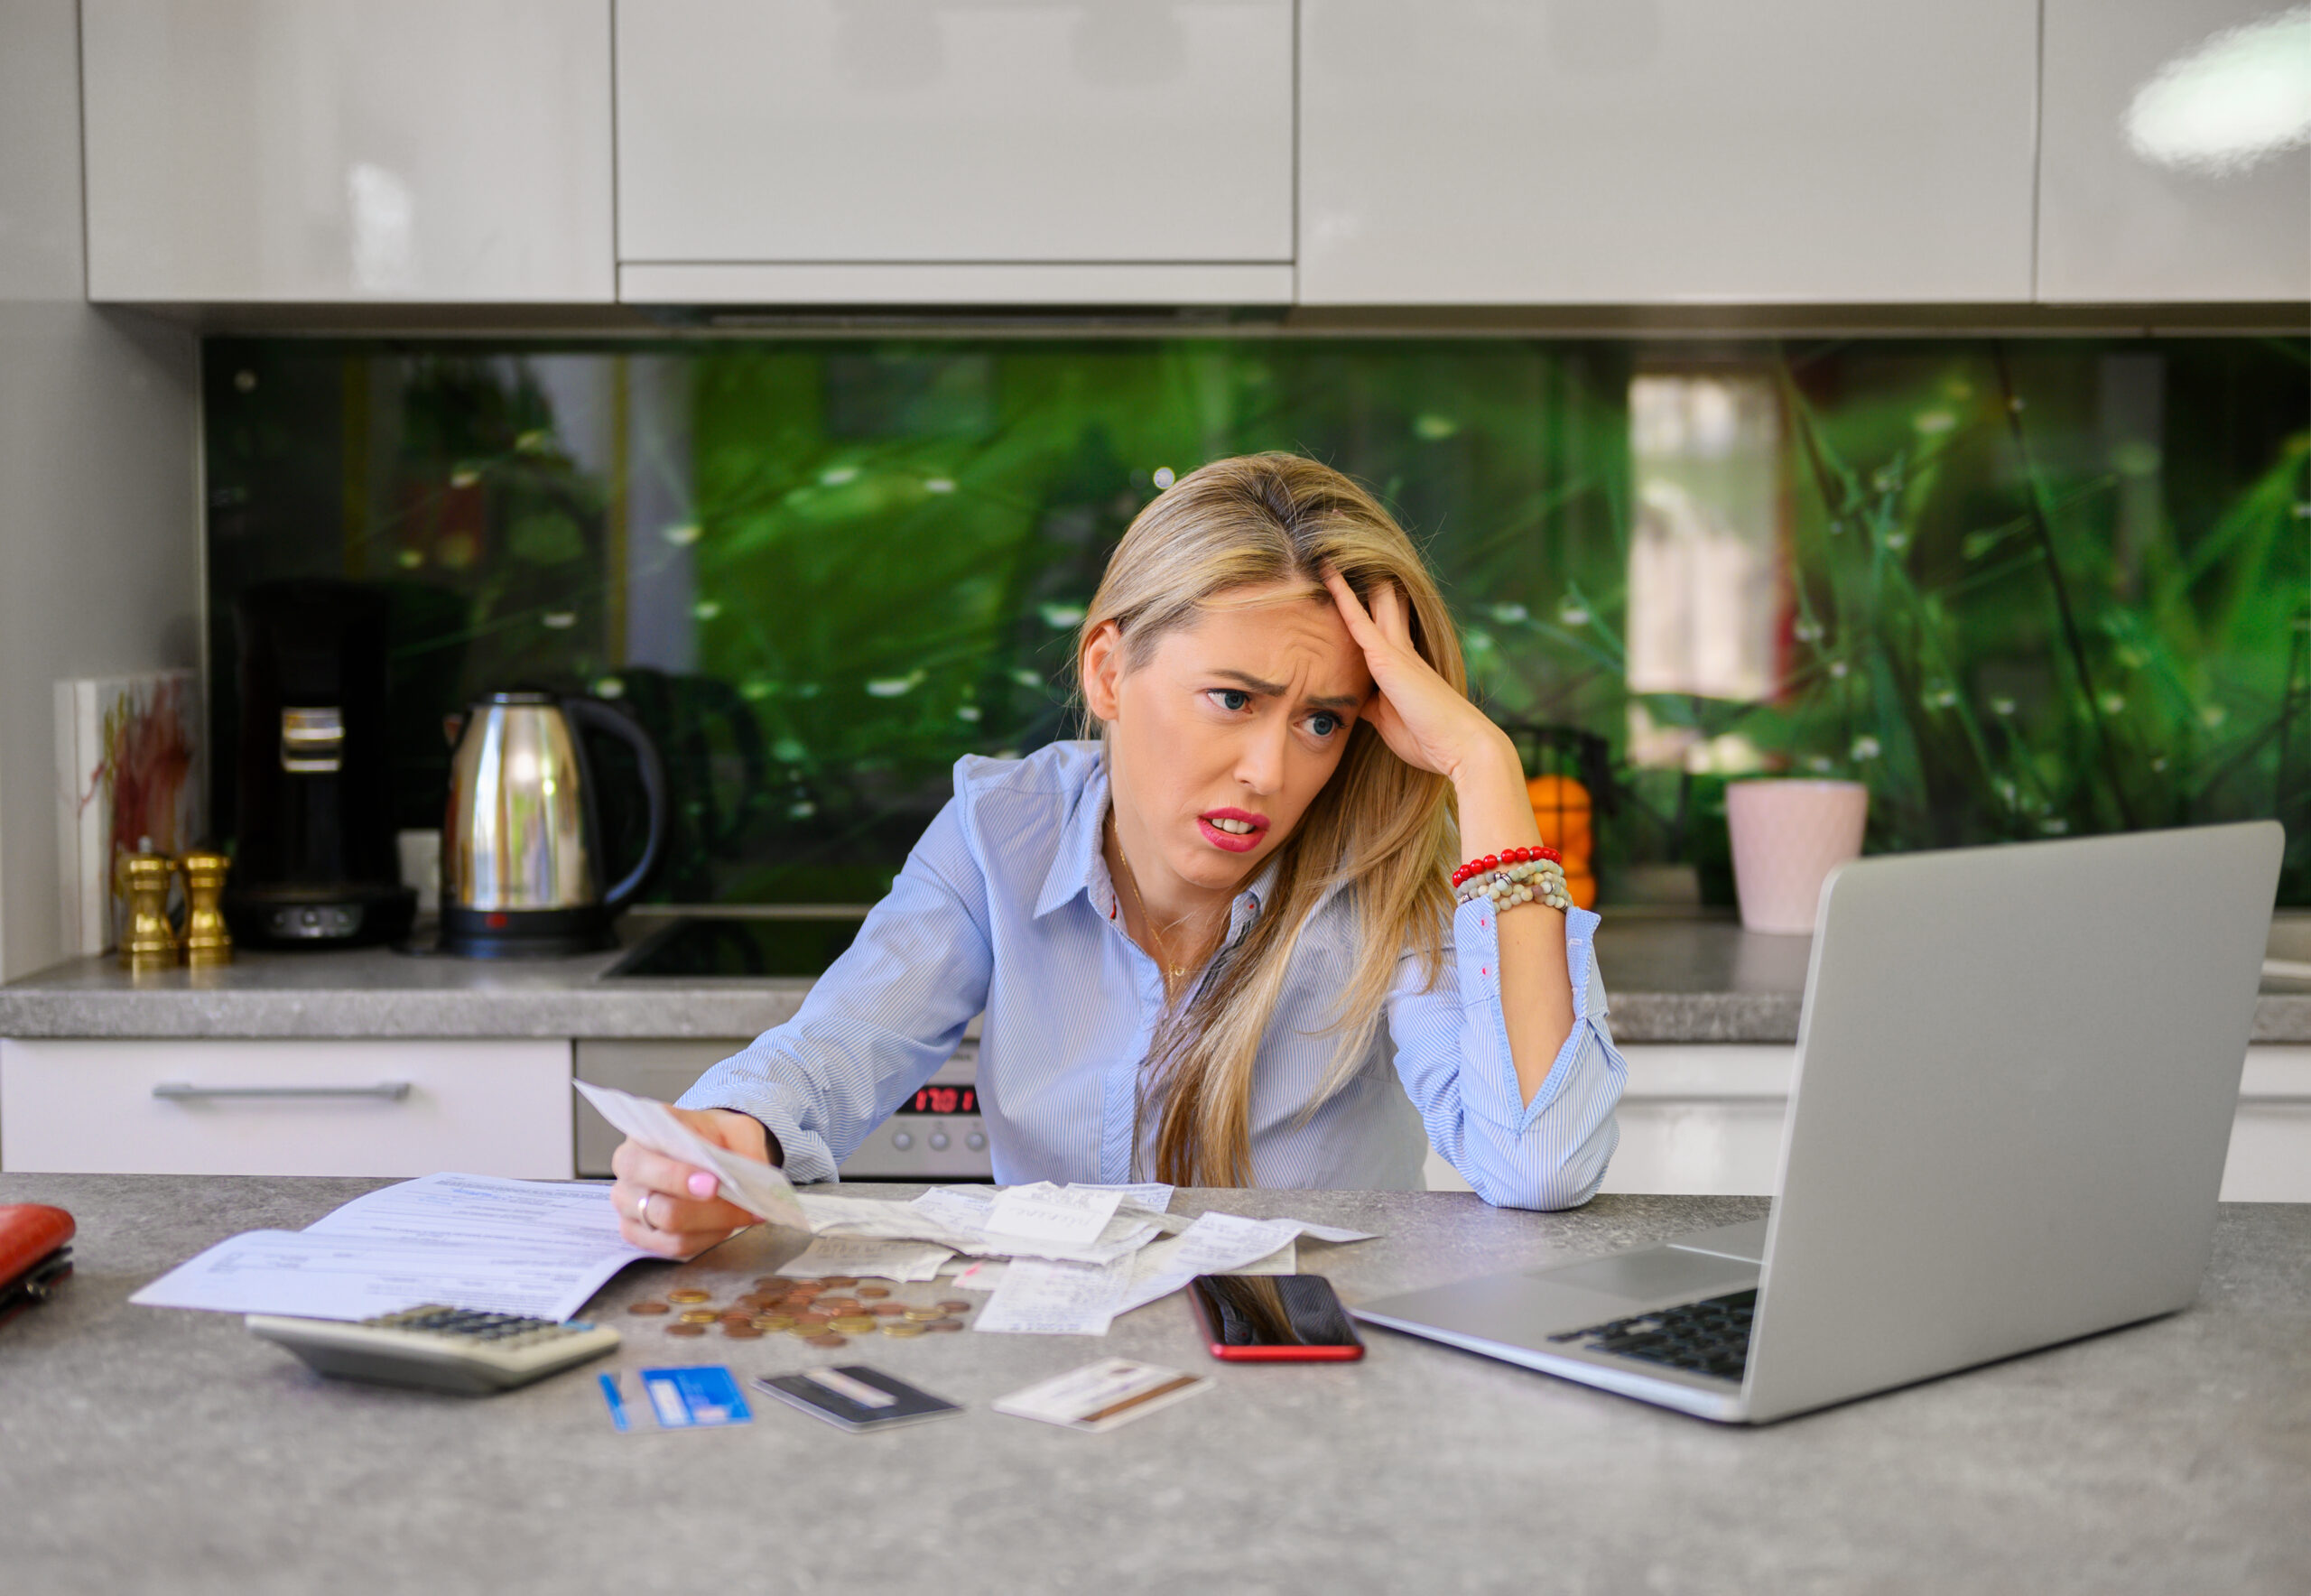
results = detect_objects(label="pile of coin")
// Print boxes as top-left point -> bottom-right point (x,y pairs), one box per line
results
625,1276 -> 975,1349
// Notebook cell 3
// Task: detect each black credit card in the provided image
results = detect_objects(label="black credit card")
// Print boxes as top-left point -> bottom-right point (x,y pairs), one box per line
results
752,1364 -> 963,1433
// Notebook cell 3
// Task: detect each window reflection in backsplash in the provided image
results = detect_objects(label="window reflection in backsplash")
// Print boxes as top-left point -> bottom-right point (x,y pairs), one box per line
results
202,335 -> 2311,906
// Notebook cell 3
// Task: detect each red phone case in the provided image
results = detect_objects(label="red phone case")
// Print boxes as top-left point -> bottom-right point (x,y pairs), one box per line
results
1186,1276 -> 1366,1362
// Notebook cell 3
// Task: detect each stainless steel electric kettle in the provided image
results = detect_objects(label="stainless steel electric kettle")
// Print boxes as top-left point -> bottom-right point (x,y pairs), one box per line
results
438,692 -> 669,957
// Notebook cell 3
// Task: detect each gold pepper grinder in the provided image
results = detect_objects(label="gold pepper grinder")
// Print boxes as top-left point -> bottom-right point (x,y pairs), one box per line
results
180,849 -> 234,968
116,851 -> 182,972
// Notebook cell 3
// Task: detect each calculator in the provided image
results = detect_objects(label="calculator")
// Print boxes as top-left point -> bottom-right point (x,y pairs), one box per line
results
246,1305 -> 622,1395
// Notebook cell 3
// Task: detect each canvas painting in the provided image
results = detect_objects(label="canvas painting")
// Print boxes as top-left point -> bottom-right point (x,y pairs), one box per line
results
55,670 -> 201,955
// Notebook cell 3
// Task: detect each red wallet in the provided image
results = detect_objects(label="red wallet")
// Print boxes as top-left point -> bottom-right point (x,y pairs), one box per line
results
0,1203 -> 75,1324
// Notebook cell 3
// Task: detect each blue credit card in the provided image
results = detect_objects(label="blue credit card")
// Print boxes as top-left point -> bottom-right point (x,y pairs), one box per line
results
638,1365 -> 753,1429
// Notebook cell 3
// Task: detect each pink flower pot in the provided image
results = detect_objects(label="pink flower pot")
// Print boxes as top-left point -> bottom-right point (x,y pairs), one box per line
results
1725,780 -> 1870,935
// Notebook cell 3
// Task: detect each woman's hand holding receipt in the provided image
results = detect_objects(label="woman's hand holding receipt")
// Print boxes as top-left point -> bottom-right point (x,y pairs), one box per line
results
610,1108 -> 777,1258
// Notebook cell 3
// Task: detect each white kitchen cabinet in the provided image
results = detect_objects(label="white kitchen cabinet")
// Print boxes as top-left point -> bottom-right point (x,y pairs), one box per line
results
1298,0 -> 2038,305
614,0 -> 1295,304
2038,0 -> 2311,303
1424,1046 -> 2311,1202
0,1039 -> 574,1178
81,0 -> 614,302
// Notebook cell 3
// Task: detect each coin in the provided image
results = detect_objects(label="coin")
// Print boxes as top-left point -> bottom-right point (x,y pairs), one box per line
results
820,1276 -> 859,1288
868,1302 -> 907,1317
754,1313 -> 796,1332
721,1323 -> 764,1339
936,1300 -> 971,1313
626,1301 -> 672,1316
806,1333 -> 849,1349
677,1309 -> 717,1324
818,1298 -> 861,1314
666,1322 -> 707,1337
667,1288 -> 710,1304
753,1276 -> 786,1288
925,1319 -> 964,1333
902,1307 -> 942,1322
830,1315 -> 877,1334
856,1285 -> 891,1299
879,1322 -> 925,1339
785,1323 -> 824,1338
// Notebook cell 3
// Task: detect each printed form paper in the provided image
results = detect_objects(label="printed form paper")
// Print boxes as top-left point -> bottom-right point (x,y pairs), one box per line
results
305,1171 -> 636,1255
130,1229 -> 644,1322
572,1080 -> 809,1230
134,1172 -> 654,1322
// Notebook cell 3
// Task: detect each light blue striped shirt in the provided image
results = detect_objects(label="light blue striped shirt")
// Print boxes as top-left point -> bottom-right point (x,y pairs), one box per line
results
680,741 -> 1626,1207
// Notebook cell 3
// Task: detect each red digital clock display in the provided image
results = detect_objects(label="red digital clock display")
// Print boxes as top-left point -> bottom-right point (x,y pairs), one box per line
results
899,1085 -> 978,1116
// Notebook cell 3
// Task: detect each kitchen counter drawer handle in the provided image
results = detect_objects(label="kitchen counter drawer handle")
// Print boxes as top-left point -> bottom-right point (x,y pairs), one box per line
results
152,1081 -> 413,1101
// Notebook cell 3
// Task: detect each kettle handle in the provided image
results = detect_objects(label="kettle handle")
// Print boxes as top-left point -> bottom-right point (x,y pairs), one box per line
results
563,697 -> 670,914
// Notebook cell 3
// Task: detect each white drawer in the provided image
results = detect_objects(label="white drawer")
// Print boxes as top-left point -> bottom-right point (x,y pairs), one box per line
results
1425,1044 -> 2311,1202
0,1040 -> 574,1179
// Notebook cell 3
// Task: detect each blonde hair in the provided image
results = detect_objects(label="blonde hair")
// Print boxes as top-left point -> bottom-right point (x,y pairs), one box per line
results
1076,452 -> 1465,1187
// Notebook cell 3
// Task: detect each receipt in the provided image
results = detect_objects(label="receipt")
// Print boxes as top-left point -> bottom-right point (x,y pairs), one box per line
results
571,1080 -> 809,1231
889,1186 -> 1160,1264
775,1236 -> 952,1282
1075,1183 -> 1175,1214
1113,1212 -> 1307,1316
987,1183 -> 1124,1245
973,1255 -> 1134,1335
1285,1218 -> 1379,1245
946,1258 -> 1008,1292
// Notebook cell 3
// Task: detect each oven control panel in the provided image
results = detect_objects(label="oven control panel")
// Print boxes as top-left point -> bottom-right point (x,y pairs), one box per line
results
837,1044 -> 991,1181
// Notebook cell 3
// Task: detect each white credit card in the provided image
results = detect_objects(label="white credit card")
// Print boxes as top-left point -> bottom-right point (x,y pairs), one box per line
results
992,1358 -> 1211,1434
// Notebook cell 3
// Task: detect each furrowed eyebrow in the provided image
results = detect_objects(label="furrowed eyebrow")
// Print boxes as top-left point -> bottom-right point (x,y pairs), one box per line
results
1211,669 -> 1364,712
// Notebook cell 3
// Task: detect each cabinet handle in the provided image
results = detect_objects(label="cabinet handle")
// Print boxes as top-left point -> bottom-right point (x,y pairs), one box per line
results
152,1081 -> 413,1101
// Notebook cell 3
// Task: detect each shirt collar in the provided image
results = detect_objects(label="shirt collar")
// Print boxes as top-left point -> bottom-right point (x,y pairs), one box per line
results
1032,749 -> 1285,929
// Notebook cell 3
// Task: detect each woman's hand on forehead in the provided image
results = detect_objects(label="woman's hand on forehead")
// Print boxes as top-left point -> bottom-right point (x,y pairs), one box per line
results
1323,568 -> 1507,784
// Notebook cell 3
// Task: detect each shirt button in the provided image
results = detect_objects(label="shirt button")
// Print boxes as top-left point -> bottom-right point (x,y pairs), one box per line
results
891,1130 -> 914,1150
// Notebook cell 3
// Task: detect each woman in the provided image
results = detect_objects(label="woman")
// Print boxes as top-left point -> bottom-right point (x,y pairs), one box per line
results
612,453 -> 1627,1257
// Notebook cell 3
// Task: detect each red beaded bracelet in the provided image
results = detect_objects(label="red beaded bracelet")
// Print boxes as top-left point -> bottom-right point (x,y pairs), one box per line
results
1450,844 -> 1562,887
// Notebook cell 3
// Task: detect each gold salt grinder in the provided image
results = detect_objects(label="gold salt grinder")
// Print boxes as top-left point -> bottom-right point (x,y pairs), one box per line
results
116,851 -> 182,972
180,849 -> 233,968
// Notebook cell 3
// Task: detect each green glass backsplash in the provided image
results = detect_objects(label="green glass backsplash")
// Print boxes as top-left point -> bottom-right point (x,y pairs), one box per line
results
203,336 -> 2311,905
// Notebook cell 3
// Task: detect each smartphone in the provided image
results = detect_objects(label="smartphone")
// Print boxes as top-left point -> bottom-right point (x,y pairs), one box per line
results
1184,1274 -> 1366,1362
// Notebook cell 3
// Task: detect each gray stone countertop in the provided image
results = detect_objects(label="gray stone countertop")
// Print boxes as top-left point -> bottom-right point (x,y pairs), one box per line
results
5,912 -> 2307,1044
0,1175 -> 2304,1595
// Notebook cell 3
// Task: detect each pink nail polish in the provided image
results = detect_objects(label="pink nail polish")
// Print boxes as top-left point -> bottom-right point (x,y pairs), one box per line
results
687,1172 -> 717,1198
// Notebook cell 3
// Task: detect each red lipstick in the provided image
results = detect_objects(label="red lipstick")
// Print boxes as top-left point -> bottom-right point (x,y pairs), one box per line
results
1197,807 -> 1269,854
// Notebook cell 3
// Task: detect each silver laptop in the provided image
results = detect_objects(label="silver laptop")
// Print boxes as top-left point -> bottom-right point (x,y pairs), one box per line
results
1352,821 -> 2283,1424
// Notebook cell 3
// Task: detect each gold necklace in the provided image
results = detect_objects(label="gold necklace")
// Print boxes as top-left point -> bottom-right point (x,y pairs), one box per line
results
1115,840 -> 1202,992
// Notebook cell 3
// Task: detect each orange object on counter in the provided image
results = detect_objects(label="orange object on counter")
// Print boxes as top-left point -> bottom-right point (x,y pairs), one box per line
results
1526,774 -> 1598,909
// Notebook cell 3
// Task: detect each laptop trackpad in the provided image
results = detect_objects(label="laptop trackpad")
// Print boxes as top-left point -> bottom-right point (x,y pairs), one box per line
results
1535,1246 -> 1759,1304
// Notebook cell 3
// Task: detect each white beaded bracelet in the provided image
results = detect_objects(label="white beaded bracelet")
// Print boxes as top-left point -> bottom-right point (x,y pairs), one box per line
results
1455,858 -> 1572,914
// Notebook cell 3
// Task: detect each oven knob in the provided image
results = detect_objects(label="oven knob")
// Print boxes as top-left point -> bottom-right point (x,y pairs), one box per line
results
891,1130 -> 913,1150
966,1131 -> 986,1151
928,1131 -> 950,1151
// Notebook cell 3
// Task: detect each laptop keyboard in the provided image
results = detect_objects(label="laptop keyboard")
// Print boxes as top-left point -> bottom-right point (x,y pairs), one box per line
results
1545,1288 -> 1756,1382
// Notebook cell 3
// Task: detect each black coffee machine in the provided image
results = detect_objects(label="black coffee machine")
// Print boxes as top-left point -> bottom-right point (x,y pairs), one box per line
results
222,580 -> 416,949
